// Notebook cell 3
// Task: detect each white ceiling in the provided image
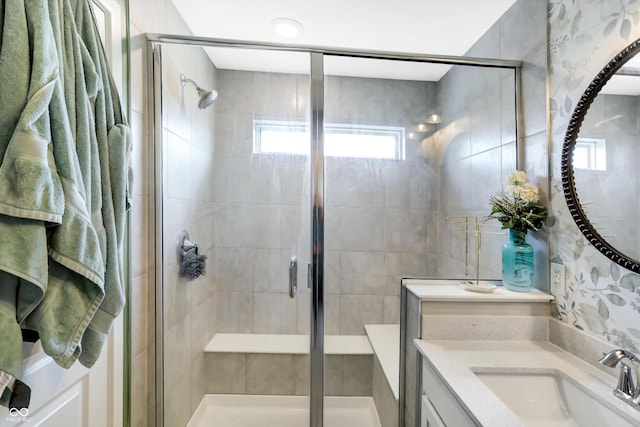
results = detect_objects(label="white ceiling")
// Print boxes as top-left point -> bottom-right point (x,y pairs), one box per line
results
170,0 -> 517,81
602,74 -> 640,96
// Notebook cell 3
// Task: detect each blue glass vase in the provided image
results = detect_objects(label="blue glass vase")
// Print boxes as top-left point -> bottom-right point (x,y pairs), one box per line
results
502,228 -> 534,292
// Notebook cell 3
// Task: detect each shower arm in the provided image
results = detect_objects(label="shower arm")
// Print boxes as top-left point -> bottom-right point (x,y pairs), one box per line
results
180,73 -> 200,90
179,73 -> 218,109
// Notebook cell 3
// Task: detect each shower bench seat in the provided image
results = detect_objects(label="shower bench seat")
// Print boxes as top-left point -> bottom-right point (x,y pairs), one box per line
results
202,325 -> 399,427
205,333 -> 374,355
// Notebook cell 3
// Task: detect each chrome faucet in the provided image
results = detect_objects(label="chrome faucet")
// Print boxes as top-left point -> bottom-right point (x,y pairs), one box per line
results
599,349 -> 640,410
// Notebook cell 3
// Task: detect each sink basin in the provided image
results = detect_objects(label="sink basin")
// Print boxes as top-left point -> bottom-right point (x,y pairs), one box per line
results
475,370 -> 634,427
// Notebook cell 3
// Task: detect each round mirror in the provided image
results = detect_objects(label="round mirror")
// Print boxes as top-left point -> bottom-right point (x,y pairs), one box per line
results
562,38 -> 640,274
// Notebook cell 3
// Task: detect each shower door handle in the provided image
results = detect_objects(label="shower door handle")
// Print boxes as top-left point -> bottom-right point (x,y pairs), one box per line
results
289,256 -> 297,298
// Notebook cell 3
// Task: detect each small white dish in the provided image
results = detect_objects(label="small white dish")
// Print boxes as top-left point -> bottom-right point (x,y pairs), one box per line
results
459,281 -> 498,293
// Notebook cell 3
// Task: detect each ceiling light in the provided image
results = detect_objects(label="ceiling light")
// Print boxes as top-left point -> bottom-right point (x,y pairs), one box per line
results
426,114 -> 441,124
272,18 -> 303,38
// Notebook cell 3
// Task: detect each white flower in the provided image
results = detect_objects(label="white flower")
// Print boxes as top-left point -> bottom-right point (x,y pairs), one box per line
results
507,182 -> 539,203
489,170 -> 546,231
505,170 -> 528,186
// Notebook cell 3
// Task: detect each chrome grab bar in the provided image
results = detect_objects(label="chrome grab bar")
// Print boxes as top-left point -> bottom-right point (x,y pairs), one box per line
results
289,256 -> 297,298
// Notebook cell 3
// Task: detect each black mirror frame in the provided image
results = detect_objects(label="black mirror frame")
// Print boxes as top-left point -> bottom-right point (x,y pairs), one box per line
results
562,37 -> 640,274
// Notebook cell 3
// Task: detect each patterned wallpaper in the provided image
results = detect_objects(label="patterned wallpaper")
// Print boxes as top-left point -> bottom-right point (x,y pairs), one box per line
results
549,0 -> 640,352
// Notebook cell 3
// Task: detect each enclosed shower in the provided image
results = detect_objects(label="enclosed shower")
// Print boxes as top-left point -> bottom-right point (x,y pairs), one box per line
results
147,34 -> 521,427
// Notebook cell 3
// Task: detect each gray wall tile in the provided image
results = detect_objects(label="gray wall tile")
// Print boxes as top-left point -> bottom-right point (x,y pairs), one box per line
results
217,291 -> 253,332
252,292 -> 297,334
340,252 -> 387,295
246,354 -> 295,394
340,295 -> 385,334
205,353 -> 247,394
343,355 -> 373,396
294,355 -> 310,396
325,355 -> 344,395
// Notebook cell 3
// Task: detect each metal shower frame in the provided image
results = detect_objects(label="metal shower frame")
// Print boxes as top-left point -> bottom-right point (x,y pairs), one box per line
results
146,32 -> 522,427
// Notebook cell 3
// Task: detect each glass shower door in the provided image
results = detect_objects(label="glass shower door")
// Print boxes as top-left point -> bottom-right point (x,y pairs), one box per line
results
156,43 -> 314,426
319,55 -> 440,427
319,55 -> 517,427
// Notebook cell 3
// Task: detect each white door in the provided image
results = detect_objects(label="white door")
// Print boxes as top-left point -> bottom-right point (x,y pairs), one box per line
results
0,345 -> 109,427
0,0 -> 126,425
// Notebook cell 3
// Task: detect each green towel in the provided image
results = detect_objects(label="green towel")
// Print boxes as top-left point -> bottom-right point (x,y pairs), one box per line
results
15,0 -> 106,369
0,217 -> 48,323
20,0 -> 106,369
70,0 -> 131,368
24,0 -> 132,368
0,0 -> 64,223
0,0 -> 52,381
24,262 -> 104,367
0,0 -> 131,372
0,0 -> 50,327
0,272 -> 26,381
0,0 -> 29,160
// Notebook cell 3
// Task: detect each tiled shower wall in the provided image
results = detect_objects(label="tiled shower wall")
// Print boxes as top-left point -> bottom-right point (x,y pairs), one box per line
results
214,70 -> 438,335
212,53 -> 538,335
159,44 -> 218,427
431,65 -> 517,279
430,0 -> 548,286
129,2 -> 218,425
323,76 -> 440,333
213,70 -> 310,335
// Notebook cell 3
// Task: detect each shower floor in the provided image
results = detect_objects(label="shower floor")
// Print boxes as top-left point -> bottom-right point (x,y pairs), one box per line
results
187,394 -> 382,427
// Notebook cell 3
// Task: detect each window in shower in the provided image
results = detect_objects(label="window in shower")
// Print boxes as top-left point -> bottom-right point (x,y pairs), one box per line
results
253,119 -> 405,159
574,137 -> 607,171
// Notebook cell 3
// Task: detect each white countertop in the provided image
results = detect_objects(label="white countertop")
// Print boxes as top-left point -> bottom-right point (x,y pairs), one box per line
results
403,279 -> 554,302
414,339 -> 640,427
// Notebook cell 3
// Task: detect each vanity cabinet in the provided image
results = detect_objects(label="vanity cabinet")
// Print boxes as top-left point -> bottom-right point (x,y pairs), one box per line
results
421,397 -> 445,427
421,358 -> 477,427
400,280 -> 554,427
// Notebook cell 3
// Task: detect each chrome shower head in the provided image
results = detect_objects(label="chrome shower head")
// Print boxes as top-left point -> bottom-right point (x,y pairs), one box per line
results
196,87 -> 218,109
180,73 -> 218,109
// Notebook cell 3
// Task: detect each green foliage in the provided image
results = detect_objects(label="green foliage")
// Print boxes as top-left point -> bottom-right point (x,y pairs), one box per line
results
488,191 -> 546,232
487,171 -> 546,232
